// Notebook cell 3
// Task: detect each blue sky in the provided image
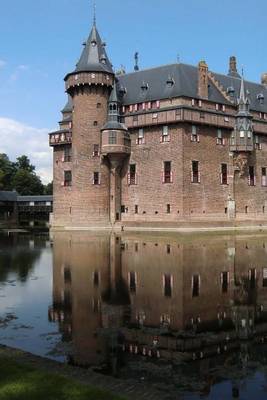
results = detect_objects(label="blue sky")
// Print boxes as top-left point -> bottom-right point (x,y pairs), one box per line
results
0,0 -> 266,182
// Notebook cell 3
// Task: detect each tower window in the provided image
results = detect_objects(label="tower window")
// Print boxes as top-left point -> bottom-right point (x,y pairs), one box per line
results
191,161 -> 200,183
93,121 -> 98,126
64,170 -> 72,187
163,161 -> 173,183
128,164 -> 137,185
221,271 -> 229,293
262,167 -> 267,186
93,271 -> 99,287
109,131 -> 117,144
254,135 -> 262,150
93,172 -> 100,185
221,163 -> 228,185
93,144 -> 100,157
96,103 -> 101,108
63,145 -> 72,162
161,125 -> 170,142
191,125 -> 199,142
217,129 -> 225,145
249,268 -> 256,289
248,166 -> 255,186
166,204 -> 171,214
137,128 -> 145,145
135,205 -> 138,214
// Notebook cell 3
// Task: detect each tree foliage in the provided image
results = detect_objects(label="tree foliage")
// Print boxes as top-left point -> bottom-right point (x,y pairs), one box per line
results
0,153 -> 48,195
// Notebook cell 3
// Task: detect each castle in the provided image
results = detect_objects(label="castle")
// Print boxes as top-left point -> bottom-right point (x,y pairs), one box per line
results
49,18 -> 267,229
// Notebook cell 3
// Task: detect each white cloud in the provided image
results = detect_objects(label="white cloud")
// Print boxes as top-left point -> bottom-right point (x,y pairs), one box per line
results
0,117 -> 53,184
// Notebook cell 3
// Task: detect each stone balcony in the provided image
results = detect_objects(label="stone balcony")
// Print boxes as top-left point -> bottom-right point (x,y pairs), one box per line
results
49,129 -> 72,146
101,130 -> 131,157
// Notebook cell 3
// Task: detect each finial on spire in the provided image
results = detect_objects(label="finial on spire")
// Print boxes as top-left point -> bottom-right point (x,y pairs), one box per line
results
134,52 -> 139,72
93,1 -> 96,25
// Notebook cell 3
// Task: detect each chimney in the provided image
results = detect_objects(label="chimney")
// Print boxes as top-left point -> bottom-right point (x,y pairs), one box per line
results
198,60 -> 208,99
261,73 -> 267,87
229,56 -> 237,75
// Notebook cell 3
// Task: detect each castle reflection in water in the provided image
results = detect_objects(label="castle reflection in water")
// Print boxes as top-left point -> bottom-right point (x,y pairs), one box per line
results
48,232 -> 267,391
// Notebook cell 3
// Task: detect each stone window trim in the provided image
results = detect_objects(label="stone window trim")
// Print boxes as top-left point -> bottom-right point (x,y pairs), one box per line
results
160,125 -> 170,143
162,161 -> 173,184
136,128 -> 145,145
191,125 -> 200,142
220,163 -> 228,185
248,166 -> 256,186
191,160 -> 200,183
93,171 -> 101,185
62,170 -> 72,187
128,164 -> 137,185
92,144 -> 100,157
216,129 -> 226,146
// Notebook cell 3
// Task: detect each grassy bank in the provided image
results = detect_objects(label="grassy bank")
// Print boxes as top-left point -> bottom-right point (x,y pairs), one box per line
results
0,357 -> 125,400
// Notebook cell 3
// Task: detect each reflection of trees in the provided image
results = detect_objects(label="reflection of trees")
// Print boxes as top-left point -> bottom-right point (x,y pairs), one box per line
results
0,235 -> 43,282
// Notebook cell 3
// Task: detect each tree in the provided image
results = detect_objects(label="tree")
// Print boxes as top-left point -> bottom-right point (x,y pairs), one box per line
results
0,153 -> 16,190
44,181 -> 53,195
15,155 -> 35,173
11,169 -> 44,195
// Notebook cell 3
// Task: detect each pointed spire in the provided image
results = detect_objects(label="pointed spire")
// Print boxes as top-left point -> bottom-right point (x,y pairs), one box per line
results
69,18 -> 113,75
237,70 -> 250,112
93,1 -> 96,26
101,84 -> 127,131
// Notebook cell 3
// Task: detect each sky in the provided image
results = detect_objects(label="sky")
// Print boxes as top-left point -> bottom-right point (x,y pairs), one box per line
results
0,0 -> 267,183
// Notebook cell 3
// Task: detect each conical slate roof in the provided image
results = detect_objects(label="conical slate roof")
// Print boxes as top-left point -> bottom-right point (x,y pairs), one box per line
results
73,22 -> 113,75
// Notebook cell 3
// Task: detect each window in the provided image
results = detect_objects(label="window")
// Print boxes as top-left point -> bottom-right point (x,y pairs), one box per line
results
191,125 -> 199,142
192,275 -> 200,297
129,272 -> 137,293
93,172 -> 100,185
135,205 -> 138,214
263,268 -> 267,287
221,163 -> 228,185
96,103 -> 101,108
64,170 -> 72,186
128,164 -> 137,185
191,161 -> 200,183
249,268 -> 256,289
166,204 -> 171,214
93,144 -> 99,157
93,271 -> 99,287
121,205 -> 125,213
161,125 -> 170,142
217,129 -> 225,145
254,135 -> 262,150
248,166 -> 255,186
109,131 -> 117,144
221,271 -> 229,293
163,161 -> 173,183
93,121 -> 98,126
137,128 -> 145,145
63,146 -> 72,162
163,274 -> 173,297
262,168 -> 267,186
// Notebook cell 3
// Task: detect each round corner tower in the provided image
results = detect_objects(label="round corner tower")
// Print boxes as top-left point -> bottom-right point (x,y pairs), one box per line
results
64,21 -> 114,227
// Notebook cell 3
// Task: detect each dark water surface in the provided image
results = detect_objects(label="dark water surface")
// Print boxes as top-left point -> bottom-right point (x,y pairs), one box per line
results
1,231 -> 267,399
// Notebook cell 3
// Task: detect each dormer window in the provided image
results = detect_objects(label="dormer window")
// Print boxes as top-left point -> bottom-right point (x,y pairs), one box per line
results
257,93 -> 264,105
141,81 -> 149,91
100,54 -> 106,64
227,86 -> 235,96
91,40 -> 97,47
166,76 -> 174,88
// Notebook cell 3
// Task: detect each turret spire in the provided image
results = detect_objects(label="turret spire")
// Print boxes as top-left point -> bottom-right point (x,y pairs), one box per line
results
237,71 -> 250,117
93,1 -> 96,26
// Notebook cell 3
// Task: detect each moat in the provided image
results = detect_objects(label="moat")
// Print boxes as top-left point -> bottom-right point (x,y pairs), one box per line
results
1,231 -> 267,399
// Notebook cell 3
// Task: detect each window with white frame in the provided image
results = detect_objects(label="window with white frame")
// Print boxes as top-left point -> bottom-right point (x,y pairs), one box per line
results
262,167 -> 267,186
254,135 -> 262,150
136,128 -> 145,145
217,129 -> 225,145
161,125 -> 170,142
191,125 -> 199,142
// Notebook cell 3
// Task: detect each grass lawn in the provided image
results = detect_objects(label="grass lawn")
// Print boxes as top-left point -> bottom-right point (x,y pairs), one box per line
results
0,357 -> 125,400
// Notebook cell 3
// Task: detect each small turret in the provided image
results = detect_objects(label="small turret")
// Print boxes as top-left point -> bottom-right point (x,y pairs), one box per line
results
230,73 -> 253,153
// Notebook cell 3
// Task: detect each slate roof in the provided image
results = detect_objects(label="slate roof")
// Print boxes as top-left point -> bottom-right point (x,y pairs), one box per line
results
61,95 -> 73,113
0,191 -> 17,202
65,23 -> 113,80
117,63 -> 267,113
17,195 -> 53,203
